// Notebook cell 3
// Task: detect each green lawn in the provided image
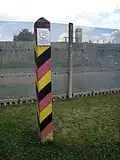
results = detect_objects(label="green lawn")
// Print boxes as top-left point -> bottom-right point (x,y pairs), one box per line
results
0,94 -> 120,160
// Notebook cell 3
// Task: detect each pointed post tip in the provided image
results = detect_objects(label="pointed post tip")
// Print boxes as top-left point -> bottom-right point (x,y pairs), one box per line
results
35,17 -> 50,23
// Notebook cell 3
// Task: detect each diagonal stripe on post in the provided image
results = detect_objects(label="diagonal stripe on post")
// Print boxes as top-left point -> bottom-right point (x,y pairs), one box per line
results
34,17 -> 53,142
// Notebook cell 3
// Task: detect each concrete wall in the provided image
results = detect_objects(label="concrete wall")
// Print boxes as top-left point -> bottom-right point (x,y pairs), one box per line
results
0,42 -> 68,74
1,42 -> 120,73
0,41 -> 120,99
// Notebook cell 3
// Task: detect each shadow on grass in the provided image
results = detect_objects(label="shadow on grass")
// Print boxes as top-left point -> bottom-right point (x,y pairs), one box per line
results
20,130 -> 120,160
1,129 -> 120,160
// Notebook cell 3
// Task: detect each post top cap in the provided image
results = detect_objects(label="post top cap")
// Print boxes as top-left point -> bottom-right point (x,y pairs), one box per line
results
35,17 -> 50,24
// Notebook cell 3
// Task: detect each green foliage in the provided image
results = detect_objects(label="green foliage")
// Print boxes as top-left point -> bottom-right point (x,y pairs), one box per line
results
13,29 -> 34,41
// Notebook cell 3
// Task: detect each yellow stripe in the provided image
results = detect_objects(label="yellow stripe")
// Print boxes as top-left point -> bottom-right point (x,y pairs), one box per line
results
39,103 -> 52,123
34,40 -> 36,51
34,41 -> 49,57
36,70 -> 51,92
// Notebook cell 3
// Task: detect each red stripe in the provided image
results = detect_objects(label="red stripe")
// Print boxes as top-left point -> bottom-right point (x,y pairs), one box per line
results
39,93 -> 52,111
40,123 -> 53,139
36,59 -> 51,80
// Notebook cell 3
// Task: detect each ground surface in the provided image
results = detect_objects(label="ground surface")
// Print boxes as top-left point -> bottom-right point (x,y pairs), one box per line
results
0,94 -> 120,160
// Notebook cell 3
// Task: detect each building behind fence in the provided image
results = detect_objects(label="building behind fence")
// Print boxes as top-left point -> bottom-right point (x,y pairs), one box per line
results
0,38 -> 120,100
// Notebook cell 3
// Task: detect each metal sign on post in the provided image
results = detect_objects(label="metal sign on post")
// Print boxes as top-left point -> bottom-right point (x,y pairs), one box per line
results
34,17 -> 53,142
37,28 -> 50,46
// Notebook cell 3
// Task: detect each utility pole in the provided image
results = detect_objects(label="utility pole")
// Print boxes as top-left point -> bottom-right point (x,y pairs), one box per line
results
68,23 -> 73,99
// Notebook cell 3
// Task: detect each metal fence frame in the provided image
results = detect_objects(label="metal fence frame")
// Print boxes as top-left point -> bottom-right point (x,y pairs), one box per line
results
1,22 -> 120,106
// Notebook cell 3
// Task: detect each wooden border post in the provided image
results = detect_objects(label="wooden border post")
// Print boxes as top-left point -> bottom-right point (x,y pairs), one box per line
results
34,17 -> 53,142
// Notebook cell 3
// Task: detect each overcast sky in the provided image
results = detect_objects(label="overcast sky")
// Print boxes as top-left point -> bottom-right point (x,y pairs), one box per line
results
0,0 -> 120,28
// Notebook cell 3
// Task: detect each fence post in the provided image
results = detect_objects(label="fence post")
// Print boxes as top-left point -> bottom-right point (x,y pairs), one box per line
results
34,17 -> 53,142
68,23 -> 73,99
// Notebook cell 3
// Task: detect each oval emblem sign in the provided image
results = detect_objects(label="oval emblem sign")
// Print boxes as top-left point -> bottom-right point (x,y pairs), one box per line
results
40,31 -> 48,39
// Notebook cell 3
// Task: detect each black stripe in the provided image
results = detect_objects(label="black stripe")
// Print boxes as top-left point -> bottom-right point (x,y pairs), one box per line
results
36,82 -> 51,102
34,18 -> 50,29
35,83 -> 39,100
40,113 -> 52,132
34,47 -> 51,68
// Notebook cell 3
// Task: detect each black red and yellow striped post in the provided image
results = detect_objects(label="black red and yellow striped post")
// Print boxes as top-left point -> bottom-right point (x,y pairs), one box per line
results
34,17 -> 53,142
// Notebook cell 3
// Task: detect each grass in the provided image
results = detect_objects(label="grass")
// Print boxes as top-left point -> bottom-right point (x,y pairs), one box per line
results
0,94 -> 120,160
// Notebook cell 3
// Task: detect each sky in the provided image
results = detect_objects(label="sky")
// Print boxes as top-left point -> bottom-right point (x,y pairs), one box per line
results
0,0 -> 120,28
0,0 -> 120,42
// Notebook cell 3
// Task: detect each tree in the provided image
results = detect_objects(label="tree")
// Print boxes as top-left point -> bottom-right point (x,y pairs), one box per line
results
13,29 -> 34,41
89,40 -> 92,43
107,41 -> 111,44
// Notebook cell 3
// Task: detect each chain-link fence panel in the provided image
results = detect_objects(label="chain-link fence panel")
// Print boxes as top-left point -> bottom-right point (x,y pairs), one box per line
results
0,22 -> 69,99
